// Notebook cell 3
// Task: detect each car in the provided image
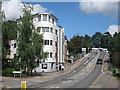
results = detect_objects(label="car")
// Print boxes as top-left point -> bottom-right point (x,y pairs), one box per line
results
96,59 -> 103,64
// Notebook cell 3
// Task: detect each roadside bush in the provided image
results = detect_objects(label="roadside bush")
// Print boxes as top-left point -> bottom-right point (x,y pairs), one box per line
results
2,68 -> 15,77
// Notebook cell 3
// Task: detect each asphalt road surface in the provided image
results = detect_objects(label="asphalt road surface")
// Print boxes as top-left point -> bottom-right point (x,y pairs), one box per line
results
28,51 -> 106,89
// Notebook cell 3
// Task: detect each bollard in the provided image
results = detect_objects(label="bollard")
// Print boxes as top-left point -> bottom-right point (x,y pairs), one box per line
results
21,81 -> 27,90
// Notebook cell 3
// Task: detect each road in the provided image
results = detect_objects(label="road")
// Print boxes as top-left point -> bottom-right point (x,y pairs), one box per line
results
28,51 -> 106,89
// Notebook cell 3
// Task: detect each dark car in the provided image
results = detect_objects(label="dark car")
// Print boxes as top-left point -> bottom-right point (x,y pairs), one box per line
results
96,59 -> 103,64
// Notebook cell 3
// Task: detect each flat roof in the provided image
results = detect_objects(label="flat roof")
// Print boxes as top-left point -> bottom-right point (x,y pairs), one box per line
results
17,12 -> 58,21
33,12 -> 58,20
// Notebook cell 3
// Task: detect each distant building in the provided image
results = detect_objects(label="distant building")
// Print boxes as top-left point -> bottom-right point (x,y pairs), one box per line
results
6,40 -> 17,60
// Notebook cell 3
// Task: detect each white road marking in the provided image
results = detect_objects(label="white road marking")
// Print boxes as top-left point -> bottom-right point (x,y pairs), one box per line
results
82,77 -> 85,79
50,86 -> 59,88
84,61 -> 89,65
56,87 -> 59,88
68,80 -> 72,82
73,70 -> 76,72
62,81 -> 66,83
82,73 -> 84,75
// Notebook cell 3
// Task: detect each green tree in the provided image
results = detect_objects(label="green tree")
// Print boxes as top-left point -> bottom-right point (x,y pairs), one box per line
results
91,32 -> 103,48
2,21 -> 18,68
101,32 -> 112,49
110,32 -> 120,69
17,8 -> 45,75
83,35 -> 92,53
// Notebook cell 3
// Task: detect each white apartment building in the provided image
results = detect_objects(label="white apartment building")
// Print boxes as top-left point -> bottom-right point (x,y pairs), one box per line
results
33,12 -> 65,72
7,12 -> 66,72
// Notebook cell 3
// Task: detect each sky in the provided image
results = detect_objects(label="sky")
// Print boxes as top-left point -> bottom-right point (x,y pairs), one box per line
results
2,0 -> 119,40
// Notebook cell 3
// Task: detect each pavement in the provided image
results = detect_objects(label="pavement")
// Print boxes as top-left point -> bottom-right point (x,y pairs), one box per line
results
1,53 -> 91,89
90,52 -> 119,88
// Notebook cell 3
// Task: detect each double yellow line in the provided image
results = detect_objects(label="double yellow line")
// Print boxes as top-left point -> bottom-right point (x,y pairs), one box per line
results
101,52 -> 107,72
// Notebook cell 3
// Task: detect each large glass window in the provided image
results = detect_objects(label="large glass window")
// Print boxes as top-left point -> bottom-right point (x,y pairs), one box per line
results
43,15 -> 47,21
38,15 -> 41,21
42,27 -> 49,32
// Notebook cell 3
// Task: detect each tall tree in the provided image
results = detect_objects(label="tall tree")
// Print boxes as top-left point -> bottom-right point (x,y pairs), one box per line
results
17,8 -> 44,75
110,32 -> 120,69
101,32 -> 112,49
83,35 -> 92,53
91,32 -> 102,48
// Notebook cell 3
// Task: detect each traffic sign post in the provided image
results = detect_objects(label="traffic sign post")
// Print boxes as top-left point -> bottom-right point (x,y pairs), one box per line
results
21,81 -> 27,90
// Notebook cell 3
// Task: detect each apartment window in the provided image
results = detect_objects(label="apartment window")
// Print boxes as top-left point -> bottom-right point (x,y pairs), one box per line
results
38,15 -> 41,21
38,29 -> 41,33
44,40 -> 49,45
50,27 -> 53,33
52,18 -> 54,24
55,53 -> 57,58
42,64 -> 47,69
43,15 -> 47,21
55,30 -> 58,35
55,41 -> 57,47
49,16 -> 51,22
50,52 -> 53,58
14,43 -> 16,48
50,40 -> 53,45
42,27 -> 49,32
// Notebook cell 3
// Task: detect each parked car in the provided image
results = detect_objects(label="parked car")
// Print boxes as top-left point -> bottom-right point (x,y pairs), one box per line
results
96,59 -> 103,64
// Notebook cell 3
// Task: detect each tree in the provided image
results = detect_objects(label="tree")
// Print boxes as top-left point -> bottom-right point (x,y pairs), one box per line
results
91,32 -> 102,48
17,8 -> 45,75
83,35 -> 92,53
67,41 -> 74,56
110,32 -> 120,69
2,21 -> 18,68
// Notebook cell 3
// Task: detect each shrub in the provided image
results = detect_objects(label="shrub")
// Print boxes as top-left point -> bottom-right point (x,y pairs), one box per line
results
2,68 -> 15,77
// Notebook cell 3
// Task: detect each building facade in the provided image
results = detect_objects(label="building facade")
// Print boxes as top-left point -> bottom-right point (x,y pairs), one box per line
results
33,13 -> 65,72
